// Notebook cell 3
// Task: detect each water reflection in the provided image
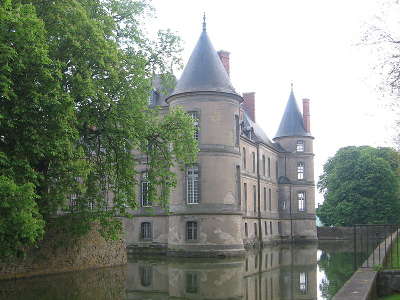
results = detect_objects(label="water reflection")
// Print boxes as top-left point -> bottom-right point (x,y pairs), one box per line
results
127,244 -> 318,300
0,242 -> 359,300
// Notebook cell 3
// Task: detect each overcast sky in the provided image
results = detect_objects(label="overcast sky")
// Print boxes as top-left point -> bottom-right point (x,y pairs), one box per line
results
149,0 -> 397,205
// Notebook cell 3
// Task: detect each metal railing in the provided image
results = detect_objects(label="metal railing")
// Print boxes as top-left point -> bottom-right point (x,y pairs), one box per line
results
353,224 -> 400,269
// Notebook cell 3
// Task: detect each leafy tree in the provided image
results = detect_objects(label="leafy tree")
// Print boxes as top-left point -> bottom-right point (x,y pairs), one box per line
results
317,146 -> 400,226
0,0 -> 197,258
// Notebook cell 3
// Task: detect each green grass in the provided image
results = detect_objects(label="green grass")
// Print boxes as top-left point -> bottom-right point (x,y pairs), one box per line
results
385,238 -> 400,269
379,294 -> 400,300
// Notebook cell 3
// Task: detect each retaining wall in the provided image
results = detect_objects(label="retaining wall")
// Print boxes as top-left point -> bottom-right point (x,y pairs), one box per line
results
332,231 -> 397,300
0,222 -> 127,280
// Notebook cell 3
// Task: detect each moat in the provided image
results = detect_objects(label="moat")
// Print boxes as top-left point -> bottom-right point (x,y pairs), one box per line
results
0,241 -> 361,300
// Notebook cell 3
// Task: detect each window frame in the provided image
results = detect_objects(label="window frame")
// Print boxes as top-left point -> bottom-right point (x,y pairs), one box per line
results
140,222 -> 152,240
243,147 -> 246,169
297,162 -> 305,180
296,140 -> 305,152
141,176 -> 151,207
186,221 -> 198,241
186,164 -> 200,204
188,111 -> 200,141
252,152 -> 256,173
298,191 -> 306,212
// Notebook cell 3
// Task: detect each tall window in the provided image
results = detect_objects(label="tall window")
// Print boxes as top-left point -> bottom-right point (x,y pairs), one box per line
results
254,223 -> 257,237
262,155 -> 266,176
270,222 -> 273,235
278,221 -> 282,235
140,222 -> 152,240
298,192 -> 305,211
245,223 -> 248,237
297,140 -> 305,152
187,165 -> 199,204
281,200 -> 287,210
265,221 -> 268,235
263,187 -> 267,211
236,166 -> 241,206
186,221 -> 198,240
268,157 -> 271,177
252,152 -> 256,173
268,188 -> 272,211
148,90 -> 154,106
235,115 -> 240,146
141,175 -> 151,207
253,185 -> 257,212
299,272 -> 308,294
276,161 -> 278,179
139,266 -> 152,287
243,147 -> 246,169
297,162 -> 304,180
186,272 -> 198,294
188,111 -> 199,140
244,183 -> 247,211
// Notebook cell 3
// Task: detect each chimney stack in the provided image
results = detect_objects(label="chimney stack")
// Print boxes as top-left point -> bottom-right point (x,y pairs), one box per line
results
217,50 -> 230,77
302,98 -> 310,133
242,92 -> 256,122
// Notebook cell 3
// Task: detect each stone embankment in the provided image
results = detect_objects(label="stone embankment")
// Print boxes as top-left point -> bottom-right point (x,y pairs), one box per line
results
0,222 -> 126,280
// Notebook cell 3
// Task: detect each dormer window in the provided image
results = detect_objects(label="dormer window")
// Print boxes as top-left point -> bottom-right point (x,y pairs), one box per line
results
297,140 -> 305,152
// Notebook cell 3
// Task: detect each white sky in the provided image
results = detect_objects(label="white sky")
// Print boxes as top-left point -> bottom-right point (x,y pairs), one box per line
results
149,0 -> 397,205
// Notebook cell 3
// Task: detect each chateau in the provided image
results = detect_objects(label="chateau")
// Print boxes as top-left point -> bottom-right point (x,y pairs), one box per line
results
124,21 -> 317,256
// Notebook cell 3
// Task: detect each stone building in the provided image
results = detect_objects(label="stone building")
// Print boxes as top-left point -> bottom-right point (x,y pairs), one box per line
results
124,20 -> 317,256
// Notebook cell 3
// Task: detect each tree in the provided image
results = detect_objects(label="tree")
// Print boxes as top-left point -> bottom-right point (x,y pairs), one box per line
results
317,146 -> 400,226
362,1 -> 400,146
0,0 -> 197,258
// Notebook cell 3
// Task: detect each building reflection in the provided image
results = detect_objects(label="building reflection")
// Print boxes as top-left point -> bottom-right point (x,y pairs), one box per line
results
126,243 -> 318,300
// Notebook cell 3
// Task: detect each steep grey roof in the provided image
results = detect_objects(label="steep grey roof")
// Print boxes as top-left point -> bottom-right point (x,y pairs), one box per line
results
242,112 -> 283,152
168,28 -> 237,98
274,89 -> 311,139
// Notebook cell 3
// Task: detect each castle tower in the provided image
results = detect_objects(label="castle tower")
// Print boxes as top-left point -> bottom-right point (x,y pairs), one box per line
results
165,20 -> 245,256
273,87 -> 317,240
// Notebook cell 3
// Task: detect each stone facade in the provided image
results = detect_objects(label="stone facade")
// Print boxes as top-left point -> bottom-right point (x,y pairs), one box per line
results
124,22 -> 317,256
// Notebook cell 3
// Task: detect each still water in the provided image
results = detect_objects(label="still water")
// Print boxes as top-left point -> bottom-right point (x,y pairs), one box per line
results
0,241 -> 359,300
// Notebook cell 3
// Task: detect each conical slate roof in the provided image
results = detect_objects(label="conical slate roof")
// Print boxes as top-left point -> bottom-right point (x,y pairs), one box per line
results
274,89 -> 311,139
168,25 -> 237,97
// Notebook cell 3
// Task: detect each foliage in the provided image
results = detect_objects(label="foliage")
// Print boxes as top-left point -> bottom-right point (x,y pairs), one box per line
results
0,0 -> 197,257
318,250 -> 356,300
0,175 -> 45,258
317,146 -> 400,226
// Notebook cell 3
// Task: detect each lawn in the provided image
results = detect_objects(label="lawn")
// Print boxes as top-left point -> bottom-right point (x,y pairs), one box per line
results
385,238 -> 400,269
379,294 -> 400,300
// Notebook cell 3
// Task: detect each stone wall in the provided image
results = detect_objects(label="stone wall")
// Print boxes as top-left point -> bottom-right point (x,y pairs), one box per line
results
318,226 -> 391,240
0,221 -> 127,280
317,226 -> 354,240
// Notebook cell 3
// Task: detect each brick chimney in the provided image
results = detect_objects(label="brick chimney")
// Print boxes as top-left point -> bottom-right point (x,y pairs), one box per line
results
242,92 -> 255,122
217,50 -> 230,77
302,98 -> 310,133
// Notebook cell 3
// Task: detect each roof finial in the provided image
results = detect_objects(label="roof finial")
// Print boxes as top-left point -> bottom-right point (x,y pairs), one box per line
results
202,12 -> 206,31
290,82 -> 294,91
